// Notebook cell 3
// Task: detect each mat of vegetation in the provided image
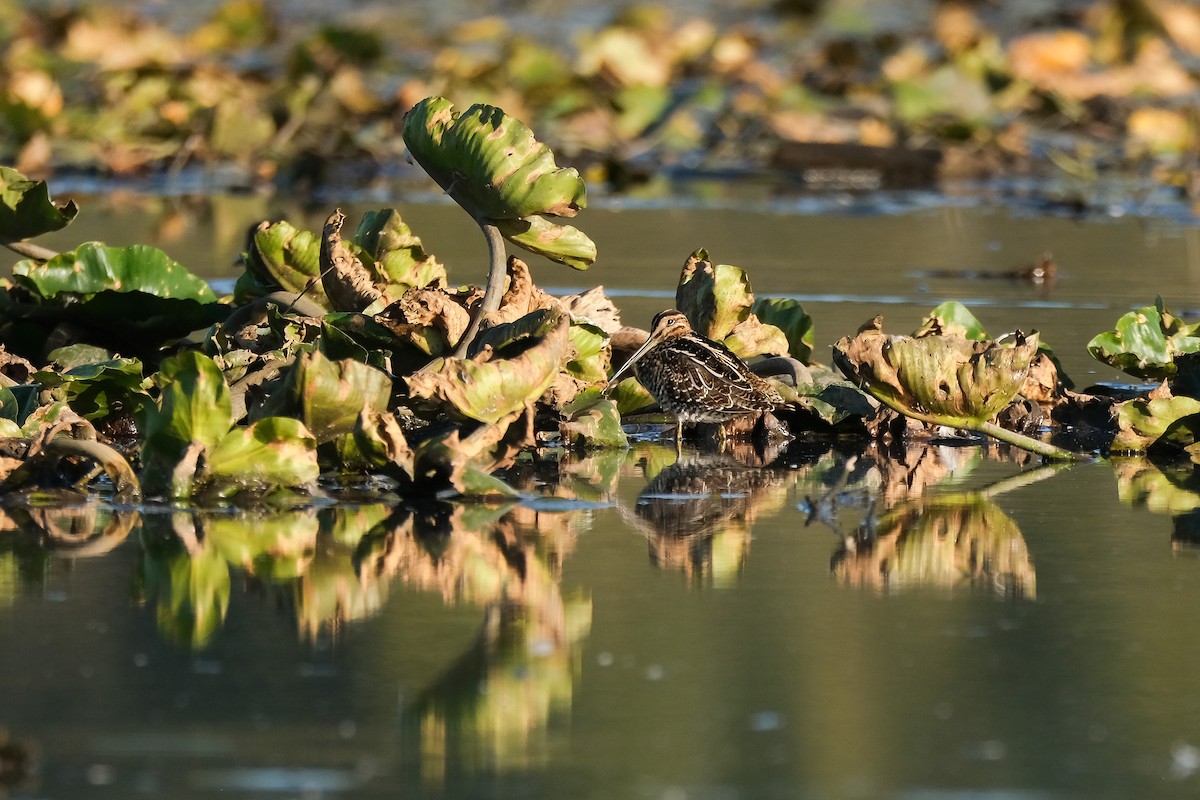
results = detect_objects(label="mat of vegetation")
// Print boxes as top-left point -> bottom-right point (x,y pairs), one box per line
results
2,98 -> 1200,504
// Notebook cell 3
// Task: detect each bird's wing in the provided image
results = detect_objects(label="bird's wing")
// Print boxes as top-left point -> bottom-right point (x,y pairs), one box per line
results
670,337 -> 778,411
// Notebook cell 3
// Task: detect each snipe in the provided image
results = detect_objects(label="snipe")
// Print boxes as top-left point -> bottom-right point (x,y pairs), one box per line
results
607,309 -> 783,441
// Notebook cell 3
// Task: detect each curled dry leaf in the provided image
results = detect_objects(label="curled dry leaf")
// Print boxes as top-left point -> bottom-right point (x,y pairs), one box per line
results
675,248 -> 789,359
320,209 -> 383,313
405,309 -> 571,424
561,285 -> 622,335
375,286 -> 476,357
354,408 -> 415,482
411,408 -> 528,497
482,256 -> 561,328
833,316 -> 1039,427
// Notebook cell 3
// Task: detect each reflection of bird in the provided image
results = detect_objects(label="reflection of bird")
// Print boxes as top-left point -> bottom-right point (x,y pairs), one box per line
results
608,310 -> 783,441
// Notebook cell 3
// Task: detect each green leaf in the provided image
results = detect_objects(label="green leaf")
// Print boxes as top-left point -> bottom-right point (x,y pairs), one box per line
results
46,343 -> 113,370
354,208 -> 447,292
402,97 -> 586,221
1087,300 -> 1200,381
0,385 -> 17,423
139,531 -> 230,648
833,317 -> 1039,427
752,297 -> 815,362
565,321 -> 611,383
140,352 -> 234,482
457,465 -> 522,498
244,220 -> 329,308
0,384 -> 40,427
676,249 -> 789,358
406,310 -> 570,424
12,242 -> 216,302
35,353 -> 150,421
560,389 -> 628,447
610,376 -> 657,416
0,166 -> 78,241
1113,389 -> 1200,453
207,417 -> 320,490
492,215 -> 597,270
256,350 -> 392,444
914,301 -> 989,341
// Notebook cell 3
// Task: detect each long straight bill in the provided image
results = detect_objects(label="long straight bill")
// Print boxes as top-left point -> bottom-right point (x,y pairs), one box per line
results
605,335 -> 659,390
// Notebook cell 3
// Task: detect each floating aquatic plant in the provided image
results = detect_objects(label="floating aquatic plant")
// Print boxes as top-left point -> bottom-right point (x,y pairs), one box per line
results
402,97 -> 596,355
832,316 -> 1077,460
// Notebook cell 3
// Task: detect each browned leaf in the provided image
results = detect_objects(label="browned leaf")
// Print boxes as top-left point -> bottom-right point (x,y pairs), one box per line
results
320,209 -> 383,313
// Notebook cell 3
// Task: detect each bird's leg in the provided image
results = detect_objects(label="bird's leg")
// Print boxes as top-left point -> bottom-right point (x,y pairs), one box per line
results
674,419 -> 684,458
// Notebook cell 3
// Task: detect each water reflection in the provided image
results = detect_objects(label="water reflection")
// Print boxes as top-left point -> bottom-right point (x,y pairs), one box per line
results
0,502 -> 138,608
623,440 -> 793,585
830,496 -> 1036,597
357,502 -> 589,779
803,446 -> 1047,597
1113,457 -> 1200,552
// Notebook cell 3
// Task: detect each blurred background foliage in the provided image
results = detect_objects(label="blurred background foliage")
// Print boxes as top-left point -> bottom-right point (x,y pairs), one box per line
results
0,0 -> 1196,198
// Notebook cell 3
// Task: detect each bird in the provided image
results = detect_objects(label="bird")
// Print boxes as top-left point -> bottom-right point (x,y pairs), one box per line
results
607,309 -> 784,443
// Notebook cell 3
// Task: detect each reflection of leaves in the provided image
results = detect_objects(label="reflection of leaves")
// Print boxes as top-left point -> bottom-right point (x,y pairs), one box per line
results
831,497 -> 1035,597
1113,457 -> 1200,515
138,517 -> 231,648
359,502 -> 591,775
205,509 -> 319,581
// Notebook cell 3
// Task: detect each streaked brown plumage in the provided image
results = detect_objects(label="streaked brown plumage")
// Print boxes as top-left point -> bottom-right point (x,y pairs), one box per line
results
608,309 -> 783,440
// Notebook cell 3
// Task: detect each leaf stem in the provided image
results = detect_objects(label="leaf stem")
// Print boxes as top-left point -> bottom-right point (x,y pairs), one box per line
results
870,391 -> 1082,461
975,420 -> 1082,461
42,437 -> 142,500
4,240 -> 59,261
453,219 -> 506,358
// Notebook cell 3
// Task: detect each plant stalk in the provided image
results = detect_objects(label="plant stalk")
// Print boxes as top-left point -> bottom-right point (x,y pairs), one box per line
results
976,420 -> 1082,461
4,239 -> 59,262
452,219 -> 507,358
870,391 -> 1082,461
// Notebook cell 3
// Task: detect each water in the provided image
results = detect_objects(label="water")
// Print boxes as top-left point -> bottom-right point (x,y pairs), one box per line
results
4,191 -> 1200,798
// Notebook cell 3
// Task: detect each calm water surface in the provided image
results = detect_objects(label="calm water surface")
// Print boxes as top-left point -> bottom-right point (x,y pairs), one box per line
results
4,192 -> 1200,798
